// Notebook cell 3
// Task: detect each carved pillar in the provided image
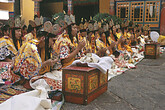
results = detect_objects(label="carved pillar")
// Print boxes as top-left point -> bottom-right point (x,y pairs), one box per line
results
67,0 -> 73,15
109,0 -> 115,15
160,1 -> 165,35
33,0 -> 42,17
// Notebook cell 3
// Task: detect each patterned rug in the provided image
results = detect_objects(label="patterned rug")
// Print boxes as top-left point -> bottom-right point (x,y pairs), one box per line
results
0,85 -> 28,104
0,84 -> 64,110
0,62 -> 12,83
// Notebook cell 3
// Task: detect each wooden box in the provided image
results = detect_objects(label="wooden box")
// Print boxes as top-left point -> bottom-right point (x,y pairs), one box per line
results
62,66 -> 108,105
144,43 -> 160,59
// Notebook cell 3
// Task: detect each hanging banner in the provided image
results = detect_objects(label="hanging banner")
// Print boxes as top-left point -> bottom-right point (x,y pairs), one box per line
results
149,4 -> 153,17
9,12 -> 14,19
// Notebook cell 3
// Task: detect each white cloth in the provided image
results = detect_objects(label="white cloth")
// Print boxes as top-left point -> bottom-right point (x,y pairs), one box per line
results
30,70 -> 62,91
149,5 -> 153,17
0,78 -> 5,84
72,53 -> 114,74
0,70 -> 63,110
0,88 -> 51,110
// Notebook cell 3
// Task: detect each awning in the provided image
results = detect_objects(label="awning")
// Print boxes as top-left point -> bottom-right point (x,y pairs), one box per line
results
0,0 -> 15,3
0,10 -> 9,20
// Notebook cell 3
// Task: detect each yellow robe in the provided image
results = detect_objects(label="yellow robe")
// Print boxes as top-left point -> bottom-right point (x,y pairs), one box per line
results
118,44 -> 133,53
116,32 -> 122,39
91,34 -> 97,53
73,36 -> 78,47
101,33 -> 107,46
54,33 -> 75,68
23,33 -> 35,44
0,36 -> 17,60
96,38 -> 106,49
127,32 -> 132,38
107,35 -> 116,55
158,35 -> 165,44
123,32 -> 127,39
38,48 -> 51,75
16,40 -> 21,50
78,34 -> 91,54
12,39 -> 42,83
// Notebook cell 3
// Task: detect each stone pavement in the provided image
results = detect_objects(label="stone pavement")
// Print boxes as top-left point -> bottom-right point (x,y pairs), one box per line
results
62,53 -> 165,110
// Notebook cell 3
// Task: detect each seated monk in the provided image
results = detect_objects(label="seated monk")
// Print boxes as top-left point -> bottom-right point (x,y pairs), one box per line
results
11,29 -> 58,89
117,36 -> 133,54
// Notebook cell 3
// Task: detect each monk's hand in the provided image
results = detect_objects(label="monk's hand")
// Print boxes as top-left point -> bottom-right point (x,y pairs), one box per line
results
109,42 -> 116,49
46,59 -> 58,67
78,40 -> 86,50
85,48 -> 91,54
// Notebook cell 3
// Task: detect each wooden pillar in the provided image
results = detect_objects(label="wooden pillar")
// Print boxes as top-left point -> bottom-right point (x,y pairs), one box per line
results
109,0 -> 115,15
21,0 -> 34,25
160,2 -> 165,35
99,0 -> 110,13
14,0 -> 20,17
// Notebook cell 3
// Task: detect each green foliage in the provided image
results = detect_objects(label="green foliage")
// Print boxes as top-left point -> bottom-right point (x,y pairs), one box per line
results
93,13 -> 123,25
93,13 -> 110,22
51,12 -> 124,26
104,16 -> 111,23
110,15 -> 122,25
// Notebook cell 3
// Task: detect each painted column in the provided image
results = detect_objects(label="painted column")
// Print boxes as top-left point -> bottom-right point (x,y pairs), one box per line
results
67,0 -> 73,15
14,0 -> 20,17
109,0 -> 115,15
33,0 -> 42,17
34,1 -> 39,16
160,2 -> 165,35
21,0 -> 34,25
99,0 -> 109,13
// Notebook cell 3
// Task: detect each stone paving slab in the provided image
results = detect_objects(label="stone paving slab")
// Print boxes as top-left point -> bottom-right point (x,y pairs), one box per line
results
62,53 -> 165,110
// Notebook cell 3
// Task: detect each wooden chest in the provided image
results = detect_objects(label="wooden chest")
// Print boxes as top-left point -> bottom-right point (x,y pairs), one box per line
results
62,66 -> 108,105
144,43 -> 160,59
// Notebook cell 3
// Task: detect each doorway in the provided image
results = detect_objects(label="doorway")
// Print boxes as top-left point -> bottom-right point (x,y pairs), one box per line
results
40,1 -> 63,19
73,4 -> 99,24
